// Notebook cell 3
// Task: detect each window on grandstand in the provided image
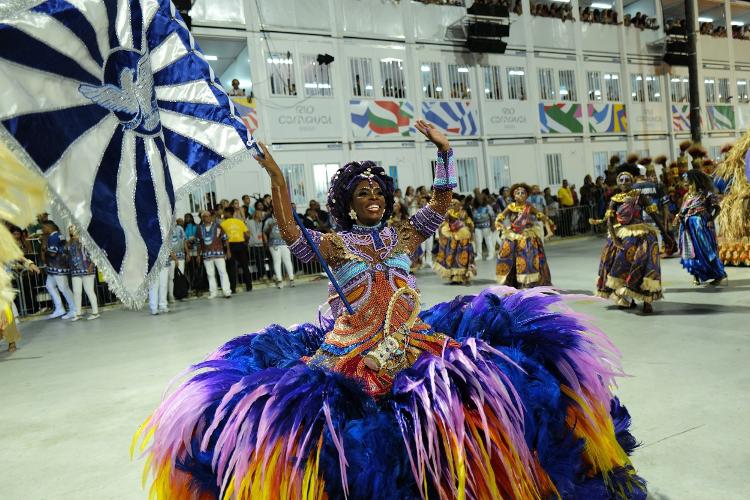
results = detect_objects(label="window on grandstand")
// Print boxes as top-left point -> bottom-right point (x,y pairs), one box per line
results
717,78 -> 730,103
457,158 -> 479,192
281,164 -> 307,206
301,55 -> 332,97
587,72 -> 602,102
545,153 -> 563,185
705,77 -> 716,103
593,152 -> 608,179
380,58 -> 406,98
350,57 -> 374,97
313,163 -> 340,203
630,73 -> 645,102
738,79 -> 749,103
448,64 -> 472,99
421,62 -> 444,99
670,76 -> 689,103
559,69 -> 577,101
267,52 -> 297,96
538,68 -> 556,100
645,75 -> 661,102
506,67 -> 527,100
604,73 -> 621,101
483,65 -> 503,100
491,156 -> 511,190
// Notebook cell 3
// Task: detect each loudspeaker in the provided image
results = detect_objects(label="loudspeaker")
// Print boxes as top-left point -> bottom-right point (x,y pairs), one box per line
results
663,53 -> 689,66
467,37 -> 507,54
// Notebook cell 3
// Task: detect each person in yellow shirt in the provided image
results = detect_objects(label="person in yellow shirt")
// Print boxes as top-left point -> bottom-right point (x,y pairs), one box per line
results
220,208 -> 253,292
557,179 -> 575,236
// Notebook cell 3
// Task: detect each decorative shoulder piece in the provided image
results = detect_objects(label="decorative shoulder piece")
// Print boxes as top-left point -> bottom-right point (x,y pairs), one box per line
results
432,148 -> 457,191
645,204 -> 659,215
603,209 -> 615,219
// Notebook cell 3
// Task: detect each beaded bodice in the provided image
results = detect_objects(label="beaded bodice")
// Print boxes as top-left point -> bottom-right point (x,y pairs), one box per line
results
326,223 -> 419,317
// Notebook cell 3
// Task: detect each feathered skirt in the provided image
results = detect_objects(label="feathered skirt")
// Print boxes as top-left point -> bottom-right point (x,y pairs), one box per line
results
134,288 -> 646,500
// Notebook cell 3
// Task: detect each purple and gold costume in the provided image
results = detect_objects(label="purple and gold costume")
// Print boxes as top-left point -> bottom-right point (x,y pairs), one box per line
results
596,189 -> 663,304
135,150 -> 645,500
495,202 -> 552,287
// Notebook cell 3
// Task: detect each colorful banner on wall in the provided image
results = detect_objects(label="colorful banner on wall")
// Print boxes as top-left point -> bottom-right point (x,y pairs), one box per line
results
538,103 -> 583,134
707,105 -> 735,131
587,103 -> 627,133
350,99 -> 415,138
230,96 -> 259,134
421,100 -> 478,136
672,104 -> 690,132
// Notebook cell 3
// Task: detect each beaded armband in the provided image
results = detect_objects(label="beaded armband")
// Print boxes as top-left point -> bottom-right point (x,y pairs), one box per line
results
432,148 -> 457,191
603,209 -> 614,219
409,205 -> 444,238
289,231 -> 322,263
645,204 -> 659,215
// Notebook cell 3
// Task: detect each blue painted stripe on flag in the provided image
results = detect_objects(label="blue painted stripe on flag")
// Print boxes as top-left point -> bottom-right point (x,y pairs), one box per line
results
161,128 -> 225,175
152,54 -> 210,87
154,136 -> 175,209
130,0 -> 143,51
466,108 -> 478,135
422,102 -> 450,130
88,126 -> 126,273
32,0 -> 104,67
0,24 -> 100,85
2,104 -> 109,173
134,136 -> 162,269
157,100 -> 243,129
145,0 -> 192,54
103,0 -> 119,50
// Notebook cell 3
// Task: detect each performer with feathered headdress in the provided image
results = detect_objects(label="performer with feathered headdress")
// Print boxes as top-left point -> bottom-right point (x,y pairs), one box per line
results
433,199 -> 476,284
714,133 -> 750,266
134,120 -> 646,499
675,170 -> 727,284
593,164 -> 668,313
495,182 -> 555,287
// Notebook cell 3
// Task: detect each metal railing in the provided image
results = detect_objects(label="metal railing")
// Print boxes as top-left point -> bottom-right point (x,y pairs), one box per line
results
12,206 -> 603,318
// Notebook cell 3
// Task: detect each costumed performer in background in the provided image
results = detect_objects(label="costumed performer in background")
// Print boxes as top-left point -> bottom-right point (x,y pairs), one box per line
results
433,199 -> 476,284
675,170 -> 727,285
135,120 -> 645,500
495,183 -> 556,288
593,164 -> 668,314
715,132 -> 750,266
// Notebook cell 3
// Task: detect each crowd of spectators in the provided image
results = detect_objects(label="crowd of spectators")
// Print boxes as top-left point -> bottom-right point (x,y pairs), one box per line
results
665,18 -> 750,39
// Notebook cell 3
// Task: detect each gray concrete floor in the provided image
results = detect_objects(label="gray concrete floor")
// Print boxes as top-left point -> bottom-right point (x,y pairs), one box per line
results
1,236 -> 749,500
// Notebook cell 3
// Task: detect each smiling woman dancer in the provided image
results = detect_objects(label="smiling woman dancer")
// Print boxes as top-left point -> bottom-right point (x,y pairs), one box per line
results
135,120 -> 646,499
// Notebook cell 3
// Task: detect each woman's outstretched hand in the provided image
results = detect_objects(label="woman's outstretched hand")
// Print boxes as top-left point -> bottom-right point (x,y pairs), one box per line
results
415,119 -> 450,153
254,142 -> 283,182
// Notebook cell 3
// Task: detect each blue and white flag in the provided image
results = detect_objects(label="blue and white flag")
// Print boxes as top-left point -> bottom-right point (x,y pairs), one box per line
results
0,0 -> 257,306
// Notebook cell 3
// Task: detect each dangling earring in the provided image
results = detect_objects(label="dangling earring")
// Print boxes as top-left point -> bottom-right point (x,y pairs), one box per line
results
349,209 -> 357,221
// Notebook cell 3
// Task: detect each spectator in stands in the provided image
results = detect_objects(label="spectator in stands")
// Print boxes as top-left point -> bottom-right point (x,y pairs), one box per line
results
67,225 -> 99,321
230,199 -> 244,219
221,207 -> 252,294
309,199 -> 331,228
183,213 -> 199,290
168,219 -> 188,302
623,14 -> 631,26
27,212 -> 48,237
595,176 -> 608,217
528,185 -> 547,214
472,194 -> 495,260
197,210 -> 232,299
262,194 -> 273,211
557,179 -> 575,236
247,201 -> 270,282
241,194 -> 253,219
264,208 -> 295,289
228,79 -> 245,97
41,221 -> 77,320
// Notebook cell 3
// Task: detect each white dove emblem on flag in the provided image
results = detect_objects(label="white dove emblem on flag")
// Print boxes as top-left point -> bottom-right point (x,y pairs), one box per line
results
79,52 -> 160,134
